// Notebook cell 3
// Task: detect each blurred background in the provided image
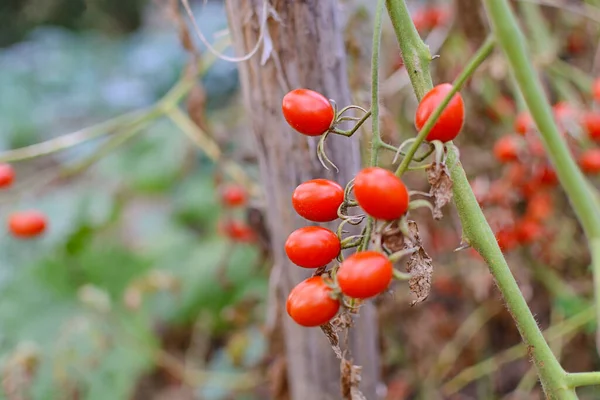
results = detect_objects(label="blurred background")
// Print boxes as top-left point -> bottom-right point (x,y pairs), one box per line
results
1,0 -> 600,399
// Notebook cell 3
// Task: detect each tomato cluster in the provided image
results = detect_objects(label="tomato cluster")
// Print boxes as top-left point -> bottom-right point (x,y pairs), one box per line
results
280,84 -> 464,327
0,163 -> 48,239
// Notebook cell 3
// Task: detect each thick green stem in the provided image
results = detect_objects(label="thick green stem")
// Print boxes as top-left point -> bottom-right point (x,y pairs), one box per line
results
385,0 -> 433,100
566,372 -> 600,388
370,0 -> 385,166
484,0 -> 600,369
395,36 -> 495,176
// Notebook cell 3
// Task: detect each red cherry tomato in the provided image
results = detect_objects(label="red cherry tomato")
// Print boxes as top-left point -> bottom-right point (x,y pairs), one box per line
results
496,229 -> 518,252
353,167 -> 409,220
219,220 -> 256,243
286,276 -> 340,327
493,136 -> 520,163
426,6 -> 450,28
535,165 -> 558,187
337,251 -> 393,299
415,83 -> 465,142
282,89 -> 334,136
580,149 -> 600,174
8,210 -> 47,239
220,184 -> 247,207
525,192 -> 553,222
411,9 -> 429,32
582,112 -> 600,141
285,226 -> 340,268
0,164 -> 15,188
514,112 -> 534,135
292,179 -> 344,222
516,219 -> 543,244
593,78 -> 600,103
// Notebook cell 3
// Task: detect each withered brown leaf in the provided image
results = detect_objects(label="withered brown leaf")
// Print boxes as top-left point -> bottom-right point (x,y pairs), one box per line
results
403,221 -> 433,306
427,162 -> 453,220
340,358 -> 366,400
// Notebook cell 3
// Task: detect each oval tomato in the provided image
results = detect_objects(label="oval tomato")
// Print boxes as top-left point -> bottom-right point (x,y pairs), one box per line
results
493,136 -> 520,163
525,191 -> 554,222
514,111 -> 534,135
0,164 -> 15,188
286,276 -> 340,327
580,149 -> 600,174
220,184 -> 247,207
353,167 -> 409,220
219,220 -> 256,243
8,210 -> 47,238
337,251 -> 393,299
516,218 -> 543,244
415,83 -> 464,142
292,179 -> 344,222
285,226 -> 340,268
282,89 -> 334,136
582,112 -> 600,141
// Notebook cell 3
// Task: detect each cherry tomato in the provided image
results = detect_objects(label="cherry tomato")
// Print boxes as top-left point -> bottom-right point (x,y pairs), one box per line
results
415,83 -> 464,142
516,218 -> 543,244
0,164 -> 15,188
336,251 -> 393,299
579,149 -> 600,174
219,220 -> 256,243
525,192 -> 553,222
496,229 -> 518,252
593,78 -> 600,103
412,9 -> 429,32
353,167 -> 409,220
493,136 -> 520,163
285,226 -> 340,268
426,6 -> 450,28
582,112 -> 600,141
514,112 -> 534,135
220,184 -> 247,207
292,179 -> 344,222
286,276 -> 340,327
8,210 -> 47,239
535,165 -> 558,187
282,89 -> 334,136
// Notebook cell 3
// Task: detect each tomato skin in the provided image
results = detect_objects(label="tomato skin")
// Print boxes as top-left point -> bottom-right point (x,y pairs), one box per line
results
0,164 -> 15,188
580,149 -> 600,174
337,251 -> 393,299
282,89 -> 334,136
220,184 -> 247,207
353,167 -> 409,220
496,229 -> 518,252
526,192 -> 554,221
219,220 -> 256,243
8,210 -> 47,238
292,179 -> 344,222
593,78 -> 600,103
415,83 -> 464,142
583,112 -> 600,141
493,136 -> 520,163
516,219 -> 543,244
285,226 -> 340,268
286,276 -> 340,327
514,112 -> 533,135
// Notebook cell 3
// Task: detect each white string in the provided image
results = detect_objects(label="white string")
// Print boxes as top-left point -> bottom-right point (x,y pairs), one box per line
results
180,0 -> 269,63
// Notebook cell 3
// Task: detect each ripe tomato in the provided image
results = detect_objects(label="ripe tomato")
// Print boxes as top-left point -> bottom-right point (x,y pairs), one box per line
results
353,167 -> 409,220
282,89 -> 334,136
220,184 -> 247,207
496,229 -> 518,252
415,83 -> 464,142
292,179 -> 344,222
535,165 -> 558,186
493,136 -> 520,163
219,220 -> 256,243
285,226 -> 340,268
8,210 -> 47,238
594,78 -> 600,103
579,149 -> 600,174
0,164 -> 15,188
516,218 -> 543,244
582,112 -> 600,141
286,276 -> 340,327
514,112 -> 534,135
337,251 -> 393,299
525,191 -> 554,222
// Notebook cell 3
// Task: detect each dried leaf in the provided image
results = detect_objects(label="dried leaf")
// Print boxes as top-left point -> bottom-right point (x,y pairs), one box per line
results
427,162 -> 453,220
320,323 -> 343,360
381,221 -> 405,253
403,221 -> 433,305
340,359 -> 366,400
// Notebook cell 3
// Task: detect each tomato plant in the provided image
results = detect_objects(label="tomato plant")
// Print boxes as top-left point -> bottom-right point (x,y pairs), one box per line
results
336,251 -> 393,299
415,83 -> 464,142
8,210 -> 47,238
282,89 -> 334,136
292,179 -> 344,222
285,226 -> 340,268
286,276 -> 340,327
353,167 -> 409,220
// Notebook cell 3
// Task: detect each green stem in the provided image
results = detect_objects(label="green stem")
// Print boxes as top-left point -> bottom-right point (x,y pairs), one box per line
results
484,0 -> 600,376
566,372 -> 600,388
385,0 -> 433,100
370,0 -> 385,166
394,36 -> 495,176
